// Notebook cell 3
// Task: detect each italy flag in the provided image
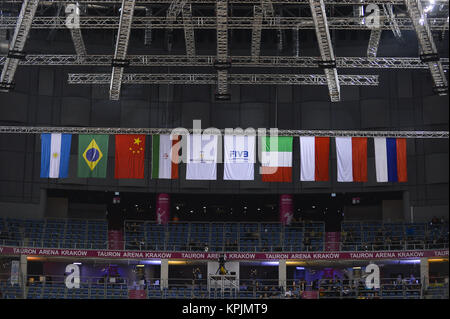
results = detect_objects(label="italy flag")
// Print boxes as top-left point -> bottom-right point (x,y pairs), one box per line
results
261,136 -> 293,182
40,133 -> 72,178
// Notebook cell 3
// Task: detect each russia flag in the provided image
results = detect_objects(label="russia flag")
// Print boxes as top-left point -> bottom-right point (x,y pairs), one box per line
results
40,133 -> 72,178
374,137 -> 407,183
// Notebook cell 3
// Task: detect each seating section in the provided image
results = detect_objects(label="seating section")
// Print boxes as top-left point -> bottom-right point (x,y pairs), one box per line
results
123,221 -> 325,252
20,281 -> 128,299
341,222 -> 448,251
0,217 -> 108,250
0,217 -> 448,253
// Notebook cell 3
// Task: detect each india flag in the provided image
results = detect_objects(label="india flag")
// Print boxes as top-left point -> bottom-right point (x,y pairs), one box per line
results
40,133 -> 72,178
374,137 -> 407,183
261,136 -> 293,182
151,134 -> 179,179
335,137 -> 367,182
299,136 -> 330,181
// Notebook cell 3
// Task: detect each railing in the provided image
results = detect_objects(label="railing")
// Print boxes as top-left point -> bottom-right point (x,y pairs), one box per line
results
3,275 -> 446,299
1,238 -> 448,253
1,218 -> 448,253
317,277 -> 423,299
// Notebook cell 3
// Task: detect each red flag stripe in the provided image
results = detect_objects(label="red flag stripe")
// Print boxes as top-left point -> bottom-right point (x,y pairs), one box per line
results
396,138 -> 408,182
314,137 -> 330,181
171,135 -> 180,179
261,167 -> 292,182
351,137 -> 368,182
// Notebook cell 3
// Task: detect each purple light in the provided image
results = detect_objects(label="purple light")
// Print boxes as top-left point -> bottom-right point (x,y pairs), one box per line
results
139,260 -> 161,265
296,267 -> 305,270
261,261 -> 279,266
399,259 -> 421,264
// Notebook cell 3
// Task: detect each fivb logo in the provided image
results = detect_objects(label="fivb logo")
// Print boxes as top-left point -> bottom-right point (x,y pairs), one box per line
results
65,3 -> 81,29
229,150 -> 249,160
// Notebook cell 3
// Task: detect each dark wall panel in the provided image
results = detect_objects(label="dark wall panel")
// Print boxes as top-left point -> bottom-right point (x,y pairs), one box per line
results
61,97 -> 91,126
0,56 -> 448,208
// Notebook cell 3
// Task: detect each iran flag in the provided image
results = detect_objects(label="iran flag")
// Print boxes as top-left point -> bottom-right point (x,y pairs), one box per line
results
374,137 -> 407,183
335,137 -> 368,182
299,136 -> 330,181
151,134 -> 180,179
260,136 -> 293,182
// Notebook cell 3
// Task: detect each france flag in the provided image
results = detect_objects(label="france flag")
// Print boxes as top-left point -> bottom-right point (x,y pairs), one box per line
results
40,133 -> 72,178
374,137 -> 408,183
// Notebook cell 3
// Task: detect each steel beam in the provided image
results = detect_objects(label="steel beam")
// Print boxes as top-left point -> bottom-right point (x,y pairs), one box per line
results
0,0 -> 39,92
0,16 -> 447,30
215,0 -> 230,100
405,0 -> 448,95
2,55 -> 448,69
0,125 -> 448,139
2,0 -> 449,5
66,3 -> 87,56
68,73 -> 379,86
109,0 -> 135,100
309,0 -> 340,101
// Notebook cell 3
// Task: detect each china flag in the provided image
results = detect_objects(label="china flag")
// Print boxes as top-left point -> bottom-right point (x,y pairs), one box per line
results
114,134 -> 146,179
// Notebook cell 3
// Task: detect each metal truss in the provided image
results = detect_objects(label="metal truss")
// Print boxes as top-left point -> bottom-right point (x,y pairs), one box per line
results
405,0 -> 448,96
382,3 -> 402,38
0,125 -> 447,139
215,0 -> 230,99
251,5 -> 264,61
67,73 -> 379,86
182,3 -> 196,58
65,4 -> 87,56
2,0 -> 449,5
144,7 -> 152,46
309,0 -> 340,102
0,0 -> 39,92
2,54 -> 448,70
0,16 -> 447,30
166,1 -> 195,57
367,29 -> 382,57
110,0 -> 135,101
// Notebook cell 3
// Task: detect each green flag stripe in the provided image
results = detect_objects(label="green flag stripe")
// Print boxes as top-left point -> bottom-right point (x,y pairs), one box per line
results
263,136 -> 293,152
151,135 -> 160,178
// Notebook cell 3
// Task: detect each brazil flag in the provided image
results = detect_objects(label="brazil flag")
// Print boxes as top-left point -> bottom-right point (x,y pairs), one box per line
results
78,135 -> 109,178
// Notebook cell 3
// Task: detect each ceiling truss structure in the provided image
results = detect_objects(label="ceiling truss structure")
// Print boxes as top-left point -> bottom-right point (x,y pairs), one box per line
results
110,0 -> 135,100
309,0 -> 340,101
405,0 -> 448,95
65,3 -> 87,56
215,0 -> 230,100
0,126 -> 447,139
1,54 -> 448,69
68,73 -> 379,86
0,0 -> 39,92
1,0 -> 448,4
0,0 -> 448,100
0,16 -> 447,30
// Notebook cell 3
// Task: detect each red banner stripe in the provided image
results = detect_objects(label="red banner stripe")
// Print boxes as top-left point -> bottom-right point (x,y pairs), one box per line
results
314,137 -> 330,181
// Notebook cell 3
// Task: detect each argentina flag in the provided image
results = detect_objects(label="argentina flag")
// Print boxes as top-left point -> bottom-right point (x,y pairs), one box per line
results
40,133 -> 72,178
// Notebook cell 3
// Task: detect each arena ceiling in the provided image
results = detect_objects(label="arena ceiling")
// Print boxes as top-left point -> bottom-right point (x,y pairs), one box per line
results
0,0 -> 448,103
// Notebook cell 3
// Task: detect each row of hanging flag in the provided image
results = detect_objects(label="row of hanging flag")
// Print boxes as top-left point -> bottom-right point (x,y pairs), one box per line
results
39,133 -> 407,183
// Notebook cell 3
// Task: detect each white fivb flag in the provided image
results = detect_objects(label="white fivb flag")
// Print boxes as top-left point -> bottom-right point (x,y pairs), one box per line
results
224,135 -> 255,180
